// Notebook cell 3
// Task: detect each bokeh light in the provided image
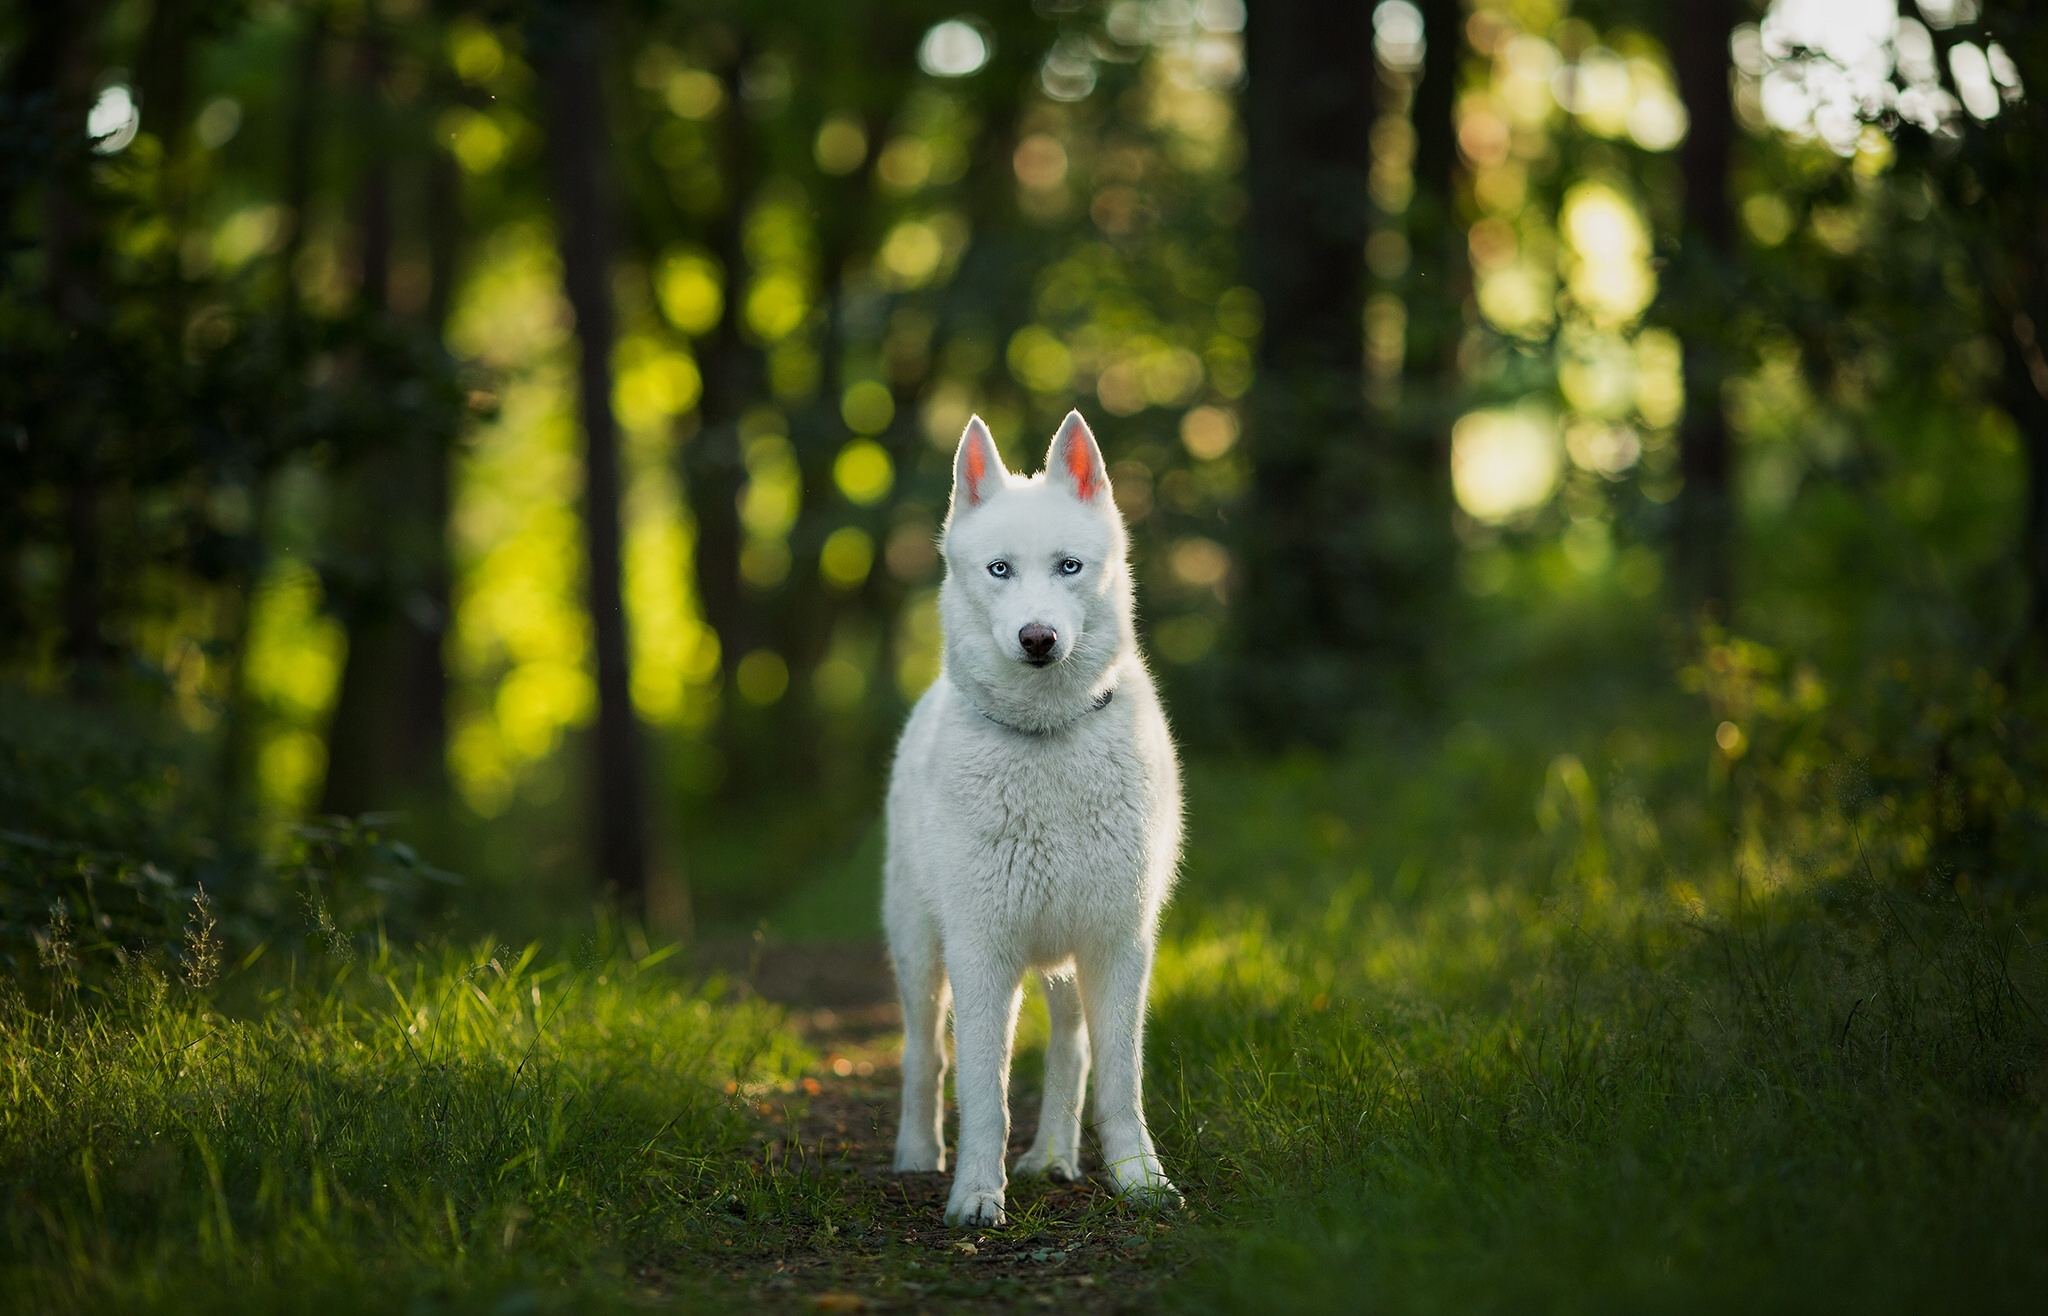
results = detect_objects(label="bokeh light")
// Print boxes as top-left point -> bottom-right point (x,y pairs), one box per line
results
87,84 -> 139,155
735,650 -> 789,705
814,114 -> 869,175
833,440 -> 895,505
1373,2 -> 1426,74
1561,183 -> 1654,329
917,20 -> 990,79
1452,408 -> 1562,525
655,250 -> 724,336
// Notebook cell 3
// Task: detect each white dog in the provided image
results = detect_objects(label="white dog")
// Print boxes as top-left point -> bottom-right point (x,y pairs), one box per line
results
883,409 -> 1183,1228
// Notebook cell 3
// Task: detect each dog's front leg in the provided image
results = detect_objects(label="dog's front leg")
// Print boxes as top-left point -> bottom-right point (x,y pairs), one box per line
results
944,951 -> 1023,1227
1082,936 -> 1181,1210
1014,970 -> 1088,1181
889,907 -> 949,1173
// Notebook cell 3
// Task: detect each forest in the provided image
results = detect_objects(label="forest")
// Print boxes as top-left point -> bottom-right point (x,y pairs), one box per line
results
2,0 -> 2046,1311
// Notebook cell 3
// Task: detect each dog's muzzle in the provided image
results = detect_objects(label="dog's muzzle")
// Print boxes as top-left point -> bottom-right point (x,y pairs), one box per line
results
1018,623 -> 1057,665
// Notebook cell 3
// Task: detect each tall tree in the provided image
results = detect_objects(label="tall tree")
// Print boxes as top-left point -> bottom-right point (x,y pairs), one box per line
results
1381,0 -> 1460,671
321,25 -> 401,819
534,1 -> 649,908
1669,0 -> 1739,615
320,20 -> 460,822
134,0 -> 195,150
19,0 -> 118,688
681,38 -> 767,797
1406,0 -> 1466,380
133,0 -> 197,260
1241,0 -> 1412,740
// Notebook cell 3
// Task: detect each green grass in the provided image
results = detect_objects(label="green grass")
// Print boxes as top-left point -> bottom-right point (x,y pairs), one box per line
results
1142,637 -> 2048,1312
0,937 -> 806,1313
1155,773 -> 2048,1312
4,626 -> 2047,1312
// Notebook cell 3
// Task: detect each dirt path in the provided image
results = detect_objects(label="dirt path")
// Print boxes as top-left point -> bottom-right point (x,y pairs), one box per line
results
663,947 -> 1193,1313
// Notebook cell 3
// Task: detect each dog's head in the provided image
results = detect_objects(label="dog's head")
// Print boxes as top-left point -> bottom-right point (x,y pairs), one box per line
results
938,410 -> 1133,722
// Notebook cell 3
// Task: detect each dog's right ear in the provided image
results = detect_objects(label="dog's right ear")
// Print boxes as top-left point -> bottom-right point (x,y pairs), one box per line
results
952,415 -> 1009,512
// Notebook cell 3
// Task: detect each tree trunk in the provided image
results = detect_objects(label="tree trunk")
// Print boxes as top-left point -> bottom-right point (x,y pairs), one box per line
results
0,6 -> 97,662
45,4 -> 114,690
1406,0 -> 1465,375
1671,0 -> 1738,615
1240,0 -> 1385,741
683,48 -> 762,794
403,142 -> 462,798
135,0 -> 195,149
536,2 -> 648,908
757,97 -> 890,799
1384,0 -> 1461,659
319,30 -> 401,820
319,30 -> 455,823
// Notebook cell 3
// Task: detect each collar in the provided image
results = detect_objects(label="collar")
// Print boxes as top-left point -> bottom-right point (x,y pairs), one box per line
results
953,678 -> 1115,735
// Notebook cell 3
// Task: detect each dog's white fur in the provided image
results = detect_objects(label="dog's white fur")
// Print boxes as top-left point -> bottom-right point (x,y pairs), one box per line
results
884,409 -> 1182,1228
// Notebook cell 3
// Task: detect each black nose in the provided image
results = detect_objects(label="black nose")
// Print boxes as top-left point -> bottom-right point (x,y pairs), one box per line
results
1019,623 -> 1057,663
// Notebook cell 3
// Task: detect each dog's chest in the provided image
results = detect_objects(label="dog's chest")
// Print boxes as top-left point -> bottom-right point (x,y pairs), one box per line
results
943,720 -> 1155,892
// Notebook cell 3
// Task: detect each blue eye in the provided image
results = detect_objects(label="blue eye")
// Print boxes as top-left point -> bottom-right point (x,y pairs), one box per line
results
1060,558 -> 1083,575
988,560 -> 1010,578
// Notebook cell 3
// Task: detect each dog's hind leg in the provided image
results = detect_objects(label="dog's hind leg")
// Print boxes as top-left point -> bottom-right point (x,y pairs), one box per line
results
1014,969 -> 1087,1182
890,908 -> 949,1173
1080,936 -> 1182,1210
943,949 -> 1024,1227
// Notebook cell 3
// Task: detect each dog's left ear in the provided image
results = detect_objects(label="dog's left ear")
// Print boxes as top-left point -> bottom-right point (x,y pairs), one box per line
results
1046,410 -> 1108,505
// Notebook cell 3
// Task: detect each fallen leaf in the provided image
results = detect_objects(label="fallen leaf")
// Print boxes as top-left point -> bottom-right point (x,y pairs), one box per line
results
953,1241 -> 978,1256
809,1293 -> 866,1313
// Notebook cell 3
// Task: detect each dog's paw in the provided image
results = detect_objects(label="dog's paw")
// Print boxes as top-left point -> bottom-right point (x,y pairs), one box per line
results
892,1143 -> 946,1174
943,1188 -> 1007,1228
1013,1148 -> 1082,1182
1117,1177 -> 1183,1213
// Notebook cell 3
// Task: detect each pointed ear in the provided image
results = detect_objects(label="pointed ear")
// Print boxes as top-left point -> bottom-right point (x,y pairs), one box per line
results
952,414 -> 1008,512
1046,410 -> 1107,504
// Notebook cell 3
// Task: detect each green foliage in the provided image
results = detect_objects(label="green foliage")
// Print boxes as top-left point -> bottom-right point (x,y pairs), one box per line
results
0,687 -> 200,861
0,689 -> 210,981
265,816 -> 464,954
0,685 -> 463,1001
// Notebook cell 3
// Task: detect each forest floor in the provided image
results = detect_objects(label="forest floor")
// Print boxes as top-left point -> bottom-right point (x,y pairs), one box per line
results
676,995 -> 1190,1314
